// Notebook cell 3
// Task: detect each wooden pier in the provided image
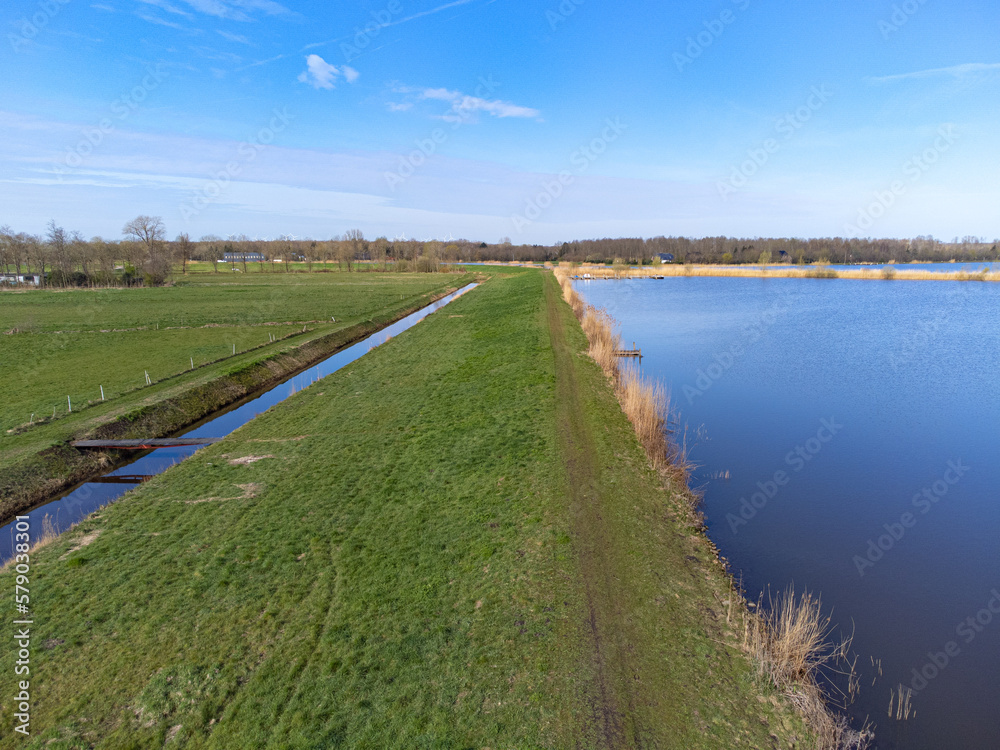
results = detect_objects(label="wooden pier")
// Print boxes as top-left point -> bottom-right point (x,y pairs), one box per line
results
615,342 -> 642,358
72,438 -> 222,450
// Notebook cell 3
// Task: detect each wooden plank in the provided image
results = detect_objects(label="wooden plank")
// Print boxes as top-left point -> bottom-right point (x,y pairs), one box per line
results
72,438 -> 221,450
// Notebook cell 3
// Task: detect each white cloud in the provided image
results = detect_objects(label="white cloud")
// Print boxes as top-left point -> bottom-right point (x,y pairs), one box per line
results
176,0 -> 291,21
137,12 -> 186,28
868,62 -> 1000,84
420,87 -> 460,101
138,0 -> 193,17
217,29 -> 251,44
297,54 -> 357,90
390,85 -> 540,122
91,3 -> 116,10
452,95 -> 539,119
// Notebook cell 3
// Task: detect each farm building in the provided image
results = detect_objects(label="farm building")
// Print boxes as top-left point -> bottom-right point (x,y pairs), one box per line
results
222,252 -> 265,262
0,273 -> 42,286
654,253 -> 675,263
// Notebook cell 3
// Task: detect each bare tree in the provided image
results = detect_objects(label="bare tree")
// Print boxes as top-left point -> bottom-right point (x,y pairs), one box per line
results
342,229 -> 365,272
176,233 -> 193,274
123,216 -> 169,284
46,220 -> 70,282
122,215 -> 166,250
372,236 -> 389,270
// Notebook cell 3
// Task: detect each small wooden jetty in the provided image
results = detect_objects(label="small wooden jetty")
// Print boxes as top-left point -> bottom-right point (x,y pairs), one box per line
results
90,474 -> 156,484
72,438 -> 222,450
615,342 -> 642,358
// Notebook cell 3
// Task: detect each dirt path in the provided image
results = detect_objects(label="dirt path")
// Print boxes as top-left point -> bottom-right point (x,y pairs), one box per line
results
544,276 -> 645,749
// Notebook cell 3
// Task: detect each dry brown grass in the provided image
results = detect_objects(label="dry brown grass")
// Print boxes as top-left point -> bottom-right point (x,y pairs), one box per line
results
570,263 -> 999,283
581,306 -> 621,380
616,365 -> 693,485
743,586 -> 872,749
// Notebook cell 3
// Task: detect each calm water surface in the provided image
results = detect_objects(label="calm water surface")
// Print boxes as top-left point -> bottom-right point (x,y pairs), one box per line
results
574,277 -> 1000,750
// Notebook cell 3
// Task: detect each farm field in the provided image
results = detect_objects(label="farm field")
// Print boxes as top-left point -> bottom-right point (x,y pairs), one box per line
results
0,271 -> 468,484
0,270 -> 810,748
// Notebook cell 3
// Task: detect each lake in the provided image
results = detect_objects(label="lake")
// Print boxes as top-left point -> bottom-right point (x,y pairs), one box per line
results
573,276 -> 1000,749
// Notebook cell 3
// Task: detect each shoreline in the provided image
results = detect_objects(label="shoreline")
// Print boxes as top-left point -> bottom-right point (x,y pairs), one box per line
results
567,263 -> 999,282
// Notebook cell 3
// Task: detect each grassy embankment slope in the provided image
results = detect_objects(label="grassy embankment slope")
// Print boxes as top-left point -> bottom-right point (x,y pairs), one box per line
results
0,270 -> 809,747
0,272 -> 470,517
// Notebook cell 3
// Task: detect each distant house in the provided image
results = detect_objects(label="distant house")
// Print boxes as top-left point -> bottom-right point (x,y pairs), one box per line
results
655,253 -> 675,264
222,252 -> 265,263
0,273 -> 41,286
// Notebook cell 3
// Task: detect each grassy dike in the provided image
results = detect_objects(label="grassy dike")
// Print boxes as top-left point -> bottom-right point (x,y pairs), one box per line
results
0,277 -> 471,522
0,270 -> 809,748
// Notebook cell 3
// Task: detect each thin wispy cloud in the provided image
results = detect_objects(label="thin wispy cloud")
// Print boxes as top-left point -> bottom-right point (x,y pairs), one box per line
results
868,62 -> 1000,84
138,0 -> 193,18
175,0 -> 291,22
137,12 -> 187,29
388,0 -> 475,28
297,54 -> 358,90
302,0 -> 478,53
217,30 -> 251,44
91,3 -> 116,10
388,85 -> 540,122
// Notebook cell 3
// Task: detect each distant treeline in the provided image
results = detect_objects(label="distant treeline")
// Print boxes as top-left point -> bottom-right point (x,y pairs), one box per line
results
4,219 -> 998,288
542,236 -> 1000,265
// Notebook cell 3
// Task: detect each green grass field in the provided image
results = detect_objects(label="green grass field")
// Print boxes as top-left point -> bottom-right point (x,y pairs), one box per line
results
0,271 -> 467,481
0,270 -> 809,747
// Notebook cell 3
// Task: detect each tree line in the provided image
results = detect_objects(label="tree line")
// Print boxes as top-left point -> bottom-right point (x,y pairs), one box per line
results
4,219 -> 998,287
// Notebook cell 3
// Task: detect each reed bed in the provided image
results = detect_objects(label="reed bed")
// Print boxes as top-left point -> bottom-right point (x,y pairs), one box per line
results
570,263 -> 999,283
556,268 -> 693,487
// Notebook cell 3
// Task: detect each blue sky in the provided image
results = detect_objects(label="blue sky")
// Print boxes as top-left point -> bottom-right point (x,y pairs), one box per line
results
2,0 -> 998,243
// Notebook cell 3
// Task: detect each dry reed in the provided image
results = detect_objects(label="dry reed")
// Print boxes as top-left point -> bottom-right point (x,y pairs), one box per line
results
569,263 -> 999,283
555,267 -> 694,488
743,586 -> 872,749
